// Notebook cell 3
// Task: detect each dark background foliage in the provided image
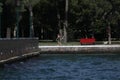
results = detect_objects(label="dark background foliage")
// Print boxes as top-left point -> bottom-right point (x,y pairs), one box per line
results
0,0 -> 120,41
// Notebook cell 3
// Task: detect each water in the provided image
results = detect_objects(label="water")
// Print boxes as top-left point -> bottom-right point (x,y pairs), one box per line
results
0,54 -> 120,80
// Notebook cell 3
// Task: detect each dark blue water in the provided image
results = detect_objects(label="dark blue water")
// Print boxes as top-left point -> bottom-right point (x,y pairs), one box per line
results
0,54 -> 120,80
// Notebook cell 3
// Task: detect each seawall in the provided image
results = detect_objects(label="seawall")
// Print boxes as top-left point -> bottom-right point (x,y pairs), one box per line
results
39,45 -> 120,54
0,38 -> 39,64
1,43 -> 120,64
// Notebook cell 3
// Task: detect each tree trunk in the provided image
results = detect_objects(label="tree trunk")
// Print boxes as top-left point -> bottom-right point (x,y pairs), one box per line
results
16,0 -> 20,38
57,8 -> 62,37
108,23 -> 111,44
14,26 -> 17,38
0,2 -> 2,37
0,13 -> 1,38
6,27 -> 11,38
41,27 -> 43,39
29,5 -> 34,37
63,0 -> 68,43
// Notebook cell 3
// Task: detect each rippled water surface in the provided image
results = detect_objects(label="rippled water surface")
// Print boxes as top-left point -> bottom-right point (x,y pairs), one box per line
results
0,54 -> 120,80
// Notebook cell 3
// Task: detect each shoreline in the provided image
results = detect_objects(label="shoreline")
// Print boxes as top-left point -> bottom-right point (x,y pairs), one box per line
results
1,44 -> 120,65
39,45 -> 120,54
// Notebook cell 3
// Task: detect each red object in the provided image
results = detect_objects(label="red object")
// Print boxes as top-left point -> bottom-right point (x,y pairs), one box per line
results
80,38 -> 96,45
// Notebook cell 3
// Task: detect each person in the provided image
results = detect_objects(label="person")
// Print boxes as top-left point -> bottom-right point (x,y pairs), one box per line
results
56,34 -> 62,45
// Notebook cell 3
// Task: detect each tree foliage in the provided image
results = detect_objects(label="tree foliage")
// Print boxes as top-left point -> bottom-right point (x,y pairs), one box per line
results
1,0 -> 120,41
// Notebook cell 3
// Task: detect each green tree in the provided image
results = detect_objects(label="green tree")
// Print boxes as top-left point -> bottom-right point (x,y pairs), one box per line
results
0,0 -> 40,38
69,0 -> 120,41
24,0 -> 40,37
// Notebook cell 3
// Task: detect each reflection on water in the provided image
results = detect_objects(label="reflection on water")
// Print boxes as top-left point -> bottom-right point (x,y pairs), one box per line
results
0,54 -> 120,80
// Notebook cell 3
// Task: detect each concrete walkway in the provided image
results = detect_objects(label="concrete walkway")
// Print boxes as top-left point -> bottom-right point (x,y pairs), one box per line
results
39,45 -> 120,53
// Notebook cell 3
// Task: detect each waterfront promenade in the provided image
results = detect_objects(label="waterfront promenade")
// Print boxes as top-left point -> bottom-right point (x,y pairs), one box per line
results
1,44 -> 120,64
39,45 -> 120,54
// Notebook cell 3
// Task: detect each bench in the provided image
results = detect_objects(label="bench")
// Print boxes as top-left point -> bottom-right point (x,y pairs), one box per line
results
80,38 -> 96,45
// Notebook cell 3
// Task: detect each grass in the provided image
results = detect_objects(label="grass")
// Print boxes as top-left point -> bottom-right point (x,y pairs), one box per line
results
39,41 -> 80,46
39,40 -> 120,46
